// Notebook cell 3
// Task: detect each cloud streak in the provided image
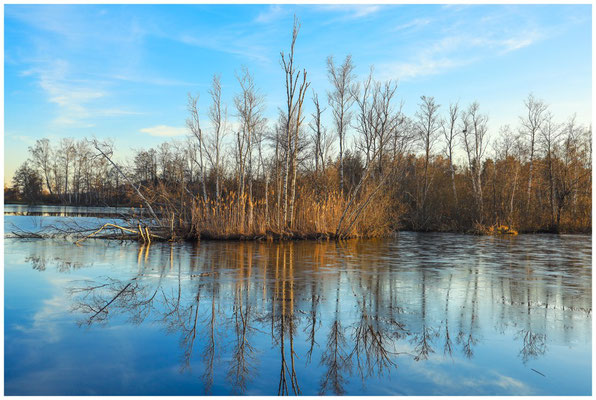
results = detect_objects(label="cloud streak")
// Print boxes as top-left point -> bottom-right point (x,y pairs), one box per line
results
255,5 -> 286,24
176,32 -> 271,65
315,4 -> 383,22
23,59 -> 108,126
140,125 -> 187,137
379,29 -> 543,81
393,18 -> 432,32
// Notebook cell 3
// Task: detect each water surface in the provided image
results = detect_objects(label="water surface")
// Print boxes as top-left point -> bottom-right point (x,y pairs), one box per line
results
4,232 -> 592,395
4,204 -> 141,217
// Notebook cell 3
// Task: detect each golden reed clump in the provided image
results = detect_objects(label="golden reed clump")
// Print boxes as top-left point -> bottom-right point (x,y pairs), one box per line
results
185,183 -> 395,240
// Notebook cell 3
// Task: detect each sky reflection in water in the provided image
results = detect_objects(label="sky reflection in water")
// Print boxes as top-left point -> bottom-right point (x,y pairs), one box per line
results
4,233 -> 592,395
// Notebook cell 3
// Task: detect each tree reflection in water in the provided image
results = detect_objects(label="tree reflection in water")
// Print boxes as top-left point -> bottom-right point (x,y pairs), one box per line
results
53,238 -> 590,395
349,249 -> 407,381
319,269 -> 351,395
456,268 -> 480,359
443,274 -> 453,357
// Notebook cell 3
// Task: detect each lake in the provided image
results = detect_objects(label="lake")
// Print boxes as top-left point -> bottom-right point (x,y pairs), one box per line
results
3,215 -> 592,395
4,204 -> 141,217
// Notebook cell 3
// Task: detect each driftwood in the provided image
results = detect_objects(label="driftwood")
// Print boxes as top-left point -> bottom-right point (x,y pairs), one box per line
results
74,222 -> 166,245
138,224 -> 146,242
74,223 -> 138,245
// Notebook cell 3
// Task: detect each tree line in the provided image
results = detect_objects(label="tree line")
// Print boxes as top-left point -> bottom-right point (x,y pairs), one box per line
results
8,18 -> 591,236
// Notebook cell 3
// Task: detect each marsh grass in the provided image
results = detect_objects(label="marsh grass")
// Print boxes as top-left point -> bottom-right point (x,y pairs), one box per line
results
185,184 -> 395,240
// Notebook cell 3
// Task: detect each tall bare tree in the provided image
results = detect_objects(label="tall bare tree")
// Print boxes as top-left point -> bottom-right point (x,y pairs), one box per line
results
207,74 -> 227,204
187,93 -> 208,202
494,125 -> 523,227
29,138 -> 55,196
59,138 -> 76,202
234,67 -> 265,230
519,94 -> 548,213
309,91 -> 328,174
461,102 -> 489,222
327,54 -> 356,193
414,96 -> 441,227
353,69 -> 401,177
539,112 -> 562,227
442,102 -> 459,206
280,16 -> 310,228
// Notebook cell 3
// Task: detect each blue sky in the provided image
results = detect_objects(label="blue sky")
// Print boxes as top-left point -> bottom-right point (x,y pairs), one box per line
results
4,4 -> 592,184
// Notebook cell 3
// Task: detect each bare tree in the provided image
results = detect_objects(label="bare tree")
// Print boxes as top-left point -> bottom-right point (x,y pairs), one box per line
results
552,116 -> 590,227
494,125 -> 523,227
442,102 -> 459,205
207,74 -> 227,205
414,96 -> 441,228
234,67 -> 266,230
12,162 -> 43,203
461,102 -> 489,222
59,138 -> 76,202
353,70 -> 375,167
327,54 -> 356,192
519,94 -> 548,213
539,112 -> 562,228
309,91 -> 328,174
29,138 -> 55,196
352,68 -> 400,175
187,93 -> 208,203
280,16 -> 310,228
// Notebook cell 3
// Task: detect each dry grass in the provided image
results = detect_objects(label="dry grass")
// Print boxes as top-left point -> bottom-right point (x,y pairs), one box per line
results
185,183 -> 396,240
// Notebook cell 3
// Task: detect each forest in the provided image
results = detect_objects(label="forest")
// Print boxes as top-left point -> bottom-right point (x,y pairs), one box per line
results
7,19 -> 591,238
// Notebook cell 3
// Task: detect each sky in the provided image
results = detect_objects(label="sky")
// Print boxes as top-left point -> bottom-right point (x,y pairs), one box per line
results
3,4 -> 592,185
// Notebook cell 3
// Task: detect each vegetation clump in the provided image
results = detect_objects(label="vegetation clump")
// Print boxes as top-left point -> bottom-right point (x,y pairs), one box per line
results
471,224 -> 519,236
493,225 -> 518,235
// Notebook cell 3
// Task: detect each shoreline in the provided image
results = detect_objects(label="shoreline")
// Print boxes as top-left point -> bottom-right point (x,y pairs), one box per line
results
5,228 -> 591,244
4,203 -> 591,241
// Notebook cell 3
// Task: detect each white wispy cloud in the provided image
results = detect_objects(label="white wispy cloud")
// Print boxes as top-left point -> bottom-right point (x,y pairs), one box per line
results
316,4 -> 383,21
382,57 -> 464,81
497,32 -> 542,54
23,59 -> 109,127
255,5 -> 285,24
22,59 -> 149,127
11,276 -> 75,344
393,18 -> 432,32
140,125 -> 187,137
8,5 -> 174,126
109,73 -> 196,87
351,5 -> 381,19
176,33 -> 271,65
404,354 -> 533,395
379,29 -> 543,81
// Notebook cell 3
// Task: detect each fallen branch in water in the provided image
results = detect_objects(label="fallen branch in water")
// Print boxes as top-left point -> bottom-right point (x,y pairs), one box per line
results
90,138 -> 162,227
10,230 -> 43,239
138,224 -> 146,243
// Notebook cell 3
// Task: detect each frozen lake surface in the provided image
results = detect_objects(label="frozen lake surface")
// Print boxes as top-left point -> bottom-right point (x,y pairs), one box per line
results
3,226 -> 592,395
